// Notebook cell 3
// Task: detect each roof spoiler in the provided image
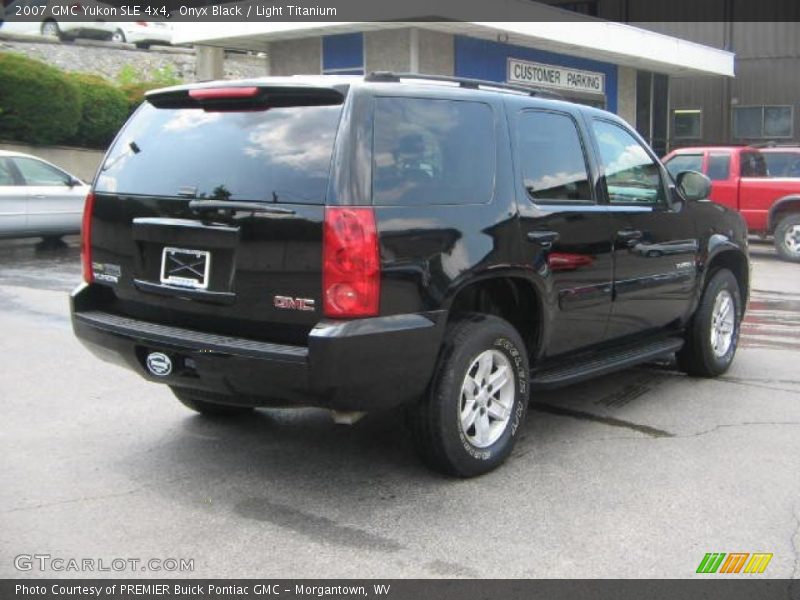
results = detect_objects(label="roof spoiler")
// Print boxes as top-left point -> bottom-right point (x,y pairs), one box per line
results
145,84 -> 345,110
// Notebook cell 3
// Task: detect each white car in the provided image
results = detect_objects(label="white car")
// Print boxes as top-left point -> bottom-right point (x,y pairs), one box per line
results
110,21 -> 172,49
0,0 -> 117,41
0,151 -> 90,241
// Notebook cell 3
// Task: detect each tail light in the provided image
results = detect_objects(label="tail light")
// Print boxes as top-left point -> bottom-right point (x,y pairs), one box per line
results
323,207 -> 380,318
81,191 -> 95,283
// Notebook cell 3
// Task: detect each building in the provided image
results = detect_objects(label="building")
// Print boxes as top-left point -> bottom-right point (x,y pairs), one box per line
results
175,15 -> 733,156
636,23 -> 800,149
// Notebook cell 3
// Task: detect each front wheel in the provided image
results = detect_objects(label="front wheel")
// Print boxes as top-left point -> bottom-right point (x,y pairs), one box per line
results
677,269 -> 742,377
773,214 -> 800,262
111,29 -> 126,43
408,314 -> 529,477
170,387 -> 254,417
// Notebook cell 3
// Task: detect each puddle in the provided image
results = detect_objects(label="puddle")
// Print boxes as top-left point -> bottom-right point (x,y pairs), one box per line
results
0,239 -> 81,292
741,289 -> 800,351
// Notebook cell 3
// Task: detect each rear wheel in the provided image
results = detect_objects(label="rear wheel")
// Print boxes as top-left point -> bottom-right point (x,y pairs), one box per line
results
773,213 -> 800,262
170,387 -> 254,417
111,29 -> 126,43
677,269 -> 742,377
40,20 -> 61,39
408,314 -> 529,477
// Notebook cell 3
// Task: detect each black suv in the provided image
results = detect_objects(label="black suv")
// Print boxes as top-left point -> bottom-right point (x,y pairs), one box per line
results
71,73 -> 749,476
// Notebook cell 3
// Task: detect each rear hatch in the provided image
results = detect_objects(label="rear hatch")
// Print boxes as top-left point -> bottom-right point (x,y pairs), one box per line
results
89,82 -> 347,345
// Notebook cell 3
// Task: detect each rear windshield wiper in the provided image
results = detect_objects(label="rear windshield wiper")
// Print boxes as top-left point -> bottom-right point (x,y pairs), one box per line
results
188,200 -> 295,215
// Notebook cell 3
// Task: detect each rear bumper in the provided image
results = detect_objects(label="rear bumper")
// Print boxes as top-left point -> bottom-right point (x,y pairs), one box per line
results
71,284 -> 446,411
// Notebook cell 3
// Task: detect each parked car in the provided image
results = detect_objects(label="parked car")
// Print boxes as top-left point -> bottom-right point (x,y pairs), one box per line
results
110,21 -> 172,49
71,74 -> 749,477
0,150 -> 90,241
0,0 -> 117,41
664,145 -> 800,262
760,146 -> 800,178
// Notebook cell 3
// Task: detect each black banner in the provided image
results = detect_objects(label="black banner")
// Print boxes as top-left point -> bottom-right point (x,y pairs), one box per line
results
3,580 -> 800,600
0,0 -> 799,22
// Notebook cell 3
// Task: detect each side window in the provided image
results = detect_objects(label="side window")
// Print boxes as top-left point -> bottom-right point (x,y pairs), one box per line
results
372,97 -> 495,206
592,120 -> 666,206
0,158 -> 20,186
707,154 -> 731,181
517,111 -> 592,203
13,157 -> 70,186
665,154 -> 703,179
740,152 -> 768,178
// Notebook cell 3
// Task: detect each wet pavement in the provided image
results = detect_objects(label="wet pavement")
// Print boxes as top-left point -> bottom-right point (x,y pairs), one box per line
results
0,236 -> 799,579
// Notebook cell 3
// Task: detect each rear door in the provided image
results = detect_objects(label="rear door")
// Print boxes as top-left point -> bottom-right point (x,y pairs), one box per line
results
90,84 -> 347,345
589,118 -> 698,340
512,107 -> 614,357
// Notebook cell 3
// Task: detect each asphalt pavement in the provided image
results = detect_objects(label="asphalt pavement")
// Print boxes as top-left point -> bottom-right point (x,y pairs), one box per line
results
0,236 -> 798,579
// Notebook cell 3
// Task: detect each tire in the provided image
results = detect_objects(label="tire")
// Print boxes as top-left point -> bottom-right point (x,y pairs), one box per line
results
38,236 -> 66,249
111,29 -> 126,43
40,20 -> 60,39
677,269 -> 742,378
408,314 -> 529,477
773,213 -> 800,263
170,387 -> 254,417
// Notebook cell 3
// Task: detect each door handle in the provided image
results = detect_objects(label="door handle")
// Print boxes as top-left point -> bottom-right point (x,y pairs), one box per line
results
527,230 -> 560,248
616,229 -> 643,245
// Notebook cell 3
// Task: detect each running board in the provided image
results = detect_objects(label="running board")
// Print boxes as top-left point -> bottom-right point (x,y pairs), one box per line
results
529,338 -> 684,390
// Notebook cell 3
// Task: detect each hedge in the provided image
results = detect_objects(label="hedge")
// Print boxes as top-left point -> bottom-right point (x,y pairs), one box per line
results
0,53 -> 82,145
67,73 -> 129,148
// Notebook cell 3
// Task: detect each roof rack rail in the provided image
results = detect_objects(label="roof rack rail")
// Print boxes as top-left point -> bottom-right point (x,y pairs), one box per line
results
364,71 -> 563,100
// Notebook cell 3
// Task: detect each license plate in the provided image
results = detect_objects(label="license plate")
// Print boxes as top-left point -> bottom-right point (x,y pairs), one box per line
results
160,247 -> 211,290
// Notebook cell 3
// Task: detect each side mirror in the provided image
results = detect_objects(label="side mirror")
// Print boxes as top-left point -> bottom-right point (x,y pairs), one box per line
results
67,176 -> 83,187
676,170 -> 711,201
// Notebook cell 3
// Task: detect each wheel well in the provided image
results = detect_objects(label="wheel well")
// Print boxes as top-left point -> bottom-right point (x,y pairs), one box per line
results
706,251 -> 749,305
448,277 -> 541,357
769,199 -> 800,233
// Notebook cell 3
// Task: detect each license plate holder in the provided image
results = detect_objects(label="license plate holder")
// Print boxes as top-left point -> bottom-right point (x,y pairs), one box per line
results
160,247 -> 211,290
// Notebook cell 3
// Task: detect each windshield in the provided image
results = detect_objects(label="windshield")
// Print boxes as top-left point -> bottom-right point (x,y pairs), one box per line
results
96,102 -> 344,204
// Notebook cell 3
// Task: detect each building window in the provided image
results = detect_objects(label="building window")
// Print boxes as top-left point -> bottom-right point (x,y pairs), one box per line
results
733,106 -> 793,139
673,109 -> 702,139
636,71 -> 669,156
322,33 -> 364,75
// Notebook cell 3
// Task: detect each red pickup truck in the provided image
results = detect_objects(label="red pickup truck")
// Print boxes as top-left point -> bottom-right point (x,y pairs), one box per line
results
664,146 -> 800,262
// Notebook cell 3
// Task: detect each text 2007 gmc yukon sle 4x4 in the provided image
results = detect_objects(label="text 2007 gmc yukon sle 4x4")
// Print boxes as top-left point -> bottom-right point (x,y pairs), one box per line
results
71,73 -> 749,476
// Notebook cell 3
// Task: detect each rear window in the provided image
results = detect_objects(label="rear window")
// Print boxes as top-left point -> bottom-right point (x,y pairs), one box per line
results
96,102 -> 343,204
665,154 -> 703,178
372,97 -> 495,206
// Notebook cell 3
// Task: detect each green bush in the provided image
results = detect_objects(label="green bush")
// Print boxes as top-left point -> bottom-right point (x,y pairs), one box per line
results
117,64 -> 182,115
67,73 -> 129,148
0,53 -> 81,145
119,82 -> 156,115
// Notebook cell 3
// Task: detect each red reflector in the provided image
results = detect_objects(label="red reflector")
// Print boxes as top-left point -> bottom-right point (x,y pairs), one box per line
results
135,20 -> 148,26
188,87 -> 259,100
323,207 -> 380,318
81,191 -> 95,283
